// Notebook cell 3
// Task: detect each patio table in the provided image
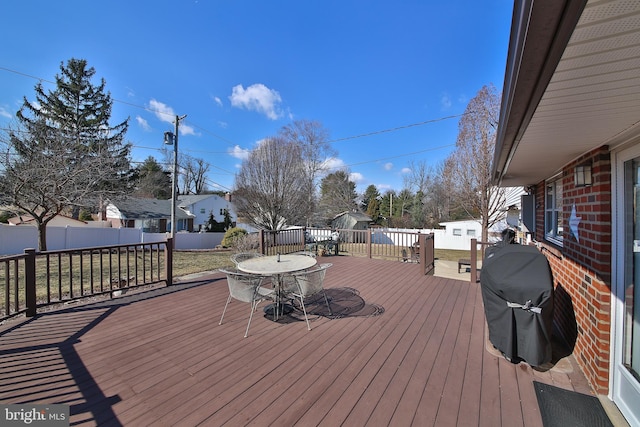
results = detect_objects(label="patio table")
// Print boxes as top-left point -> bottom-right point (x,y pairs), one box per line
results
237,254 -> 317,318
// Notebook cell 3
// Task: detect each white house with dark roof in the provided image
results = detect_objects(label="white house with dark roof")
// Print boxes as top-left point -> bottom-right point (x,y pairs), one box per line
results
177,194 -> 237,232
106,198 -> 194,232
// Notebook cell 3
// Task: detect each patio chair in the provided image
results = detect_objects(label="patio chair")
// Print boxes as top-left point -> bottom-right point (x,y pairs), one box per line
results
292,250 -> 317,258
218,268 -> 275,338
409,243 -> 420,263
283,263 -> 333,331
230,252 -> 264,266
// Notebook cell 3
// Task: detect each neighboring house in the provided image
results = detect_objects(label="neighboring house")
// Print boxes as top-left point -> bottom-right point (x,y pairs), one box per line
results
8,214 -> 89,227
438,220 -> 481,240
6,214 -> 111,228
331,211 -> 372,231
106,198 -> 194,232
331,211 -> 372,243
177,194 -> 236,232
493,1 -> 640,424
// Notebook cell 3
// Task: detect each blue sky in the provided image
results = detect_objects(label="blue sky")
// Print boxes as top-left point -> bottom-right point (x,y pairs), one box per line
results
0,1 -> 513,194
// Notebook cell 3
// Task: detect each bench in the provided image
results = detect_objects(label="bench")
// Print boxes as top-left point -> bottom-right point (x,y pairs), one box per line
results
458,258 -> 471,273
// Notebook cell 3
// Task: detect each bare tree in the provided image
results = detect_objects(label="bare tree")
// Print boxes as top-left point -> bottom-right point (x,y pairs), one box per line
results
403,160 -> 452,227
233,137 -> 308,230
1,121 -> 129,250
180,156 -> 210,194
445,84 -> 504,241
278,119 -> 335,225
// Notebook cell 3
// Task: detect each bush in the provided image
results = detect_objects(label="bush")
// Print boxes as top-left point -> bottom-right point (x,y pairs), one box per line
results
221,227 -> 247,248
79,209 -> 94,221
0,210 -> 11,223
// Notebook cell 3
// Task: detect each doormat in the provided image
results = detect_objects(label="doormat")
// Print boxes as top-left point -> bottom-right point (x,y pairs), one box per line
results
533,381 -> 613,427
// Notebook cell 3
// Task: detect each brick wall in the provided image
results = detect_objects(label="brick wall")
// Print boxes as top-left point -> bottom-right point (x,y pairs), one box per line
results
533,146 -> 612,394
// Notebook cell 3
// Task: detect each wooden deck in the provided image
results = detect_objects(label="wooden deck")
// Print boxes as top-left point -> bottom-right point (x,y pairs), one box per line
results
0,256 -> 595,426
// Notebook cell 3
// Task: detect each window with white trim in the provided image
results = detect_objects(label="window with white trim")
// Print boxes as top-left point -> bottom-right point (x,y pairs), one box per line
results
545,176 -> 563,244
453,228 -> 462,236
467,229 -> 476,237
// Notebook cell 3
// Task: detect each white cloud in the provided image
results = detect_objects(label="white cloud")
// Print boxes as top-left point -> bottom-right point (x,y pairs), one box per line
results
136,115 -> 151,131
228,145 -> 250,160
349,172 -> 364,184
384,162 -> 393,171
148,99 -> 196,136
324,157 -> 347,171
229,83 -> 283,120
213,96 -> 223,107
0,106 -> 12,119
440,93 -> 452,110
401,167 -> 412,174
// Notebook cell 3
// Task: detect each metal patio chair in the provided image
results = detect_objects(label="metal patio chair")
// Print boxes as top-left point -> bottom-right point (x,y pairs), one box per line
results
283,263 -> 333,331
230,252 -> 264,266
218,268 -> 275,338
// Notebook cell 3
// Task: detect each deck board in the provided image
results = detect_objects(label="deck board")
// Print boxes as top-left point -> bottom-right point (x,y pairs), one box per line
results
0,255 -> 597,426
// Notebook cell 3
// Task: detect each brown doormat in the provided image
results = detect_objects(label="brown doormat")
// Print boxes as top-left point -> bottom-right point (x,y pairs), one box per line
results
533,381 -> 613,427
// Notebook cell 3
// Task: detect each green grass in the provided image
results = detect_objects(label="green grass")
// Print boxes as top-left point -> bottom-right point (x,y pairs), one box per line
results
172,250 -> 236,277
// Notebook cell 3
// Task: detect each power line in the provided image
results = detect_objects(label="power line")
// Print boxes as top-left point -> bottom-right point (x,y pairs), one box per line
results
326,114 -> 463,144
329,143 -> 456,171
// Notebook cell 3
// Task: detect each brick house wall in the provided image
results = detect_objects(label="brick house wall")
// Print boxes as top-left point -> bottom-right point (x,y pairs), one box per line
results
532,146 -> 612,394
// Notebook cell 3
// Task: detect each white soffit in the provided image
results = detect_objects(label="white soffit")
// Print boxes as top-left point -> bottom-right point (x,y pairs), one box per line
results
502,0 -> 640,186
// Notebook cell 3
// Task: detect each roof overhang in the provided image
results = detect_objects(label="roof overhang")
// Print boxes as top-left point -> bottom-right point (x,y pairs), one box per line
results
493,0 -> 640,187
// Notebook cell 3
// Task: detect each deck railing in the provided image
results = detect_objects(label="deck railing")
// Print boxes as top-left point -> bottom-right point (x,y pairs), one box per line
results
469,238 -> 493,283
0,239 -> 172,322
258,228 -> 435,275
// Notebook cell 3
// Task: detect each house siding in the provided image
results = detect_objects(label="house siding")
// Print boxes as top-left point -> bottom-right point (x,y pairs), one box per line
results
533,146 -> 612,394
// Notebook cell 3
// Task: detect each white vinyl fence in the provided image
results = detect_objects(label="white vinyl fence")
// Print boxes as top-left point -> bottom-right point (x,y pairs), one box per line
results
0,224 -> 224,255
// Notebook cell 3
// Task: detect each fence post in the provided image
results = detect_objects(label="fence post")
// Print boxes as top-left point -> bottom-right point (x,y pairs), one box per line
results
420,233 -> 435,275
302,226 -> 307,249
259,230 -> 266,255
470,238 -> 477,283
366,230 -> 372,258
25,248 -> 37,317
165,238 -> 173,286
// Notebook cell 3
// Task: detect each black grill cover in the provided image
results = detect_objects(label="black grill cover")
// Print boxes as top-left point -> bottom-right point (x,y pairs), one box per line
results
480,244 -> 554,367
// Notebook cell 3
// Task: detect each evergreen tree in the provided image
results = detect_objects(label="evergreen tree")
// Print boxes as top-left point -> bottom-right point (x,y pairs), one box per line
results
0,58 -> 132,250
318,170 -> 358,224
133,156 -> 171,199
222,209 -> 234,230
361,185 -> 381,221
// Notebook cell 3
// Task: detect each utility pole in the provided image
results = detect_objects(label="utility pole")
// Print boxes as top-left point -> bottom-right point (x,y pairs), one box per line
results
164,114 -> 187,239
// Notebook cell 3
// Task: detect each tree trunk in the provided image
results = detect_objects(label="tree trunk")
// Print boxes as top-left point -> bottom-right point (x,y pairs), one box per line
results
38,221 -> 48,252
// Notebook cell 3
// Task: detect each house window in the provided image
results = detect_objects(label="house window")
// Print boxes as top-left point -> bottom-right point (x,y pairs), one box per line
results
467,229 -> 476,237
200,208 -> 205,214
545,176 -> 563,244
453,228 -> 462,236
220,209 -> 224,215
